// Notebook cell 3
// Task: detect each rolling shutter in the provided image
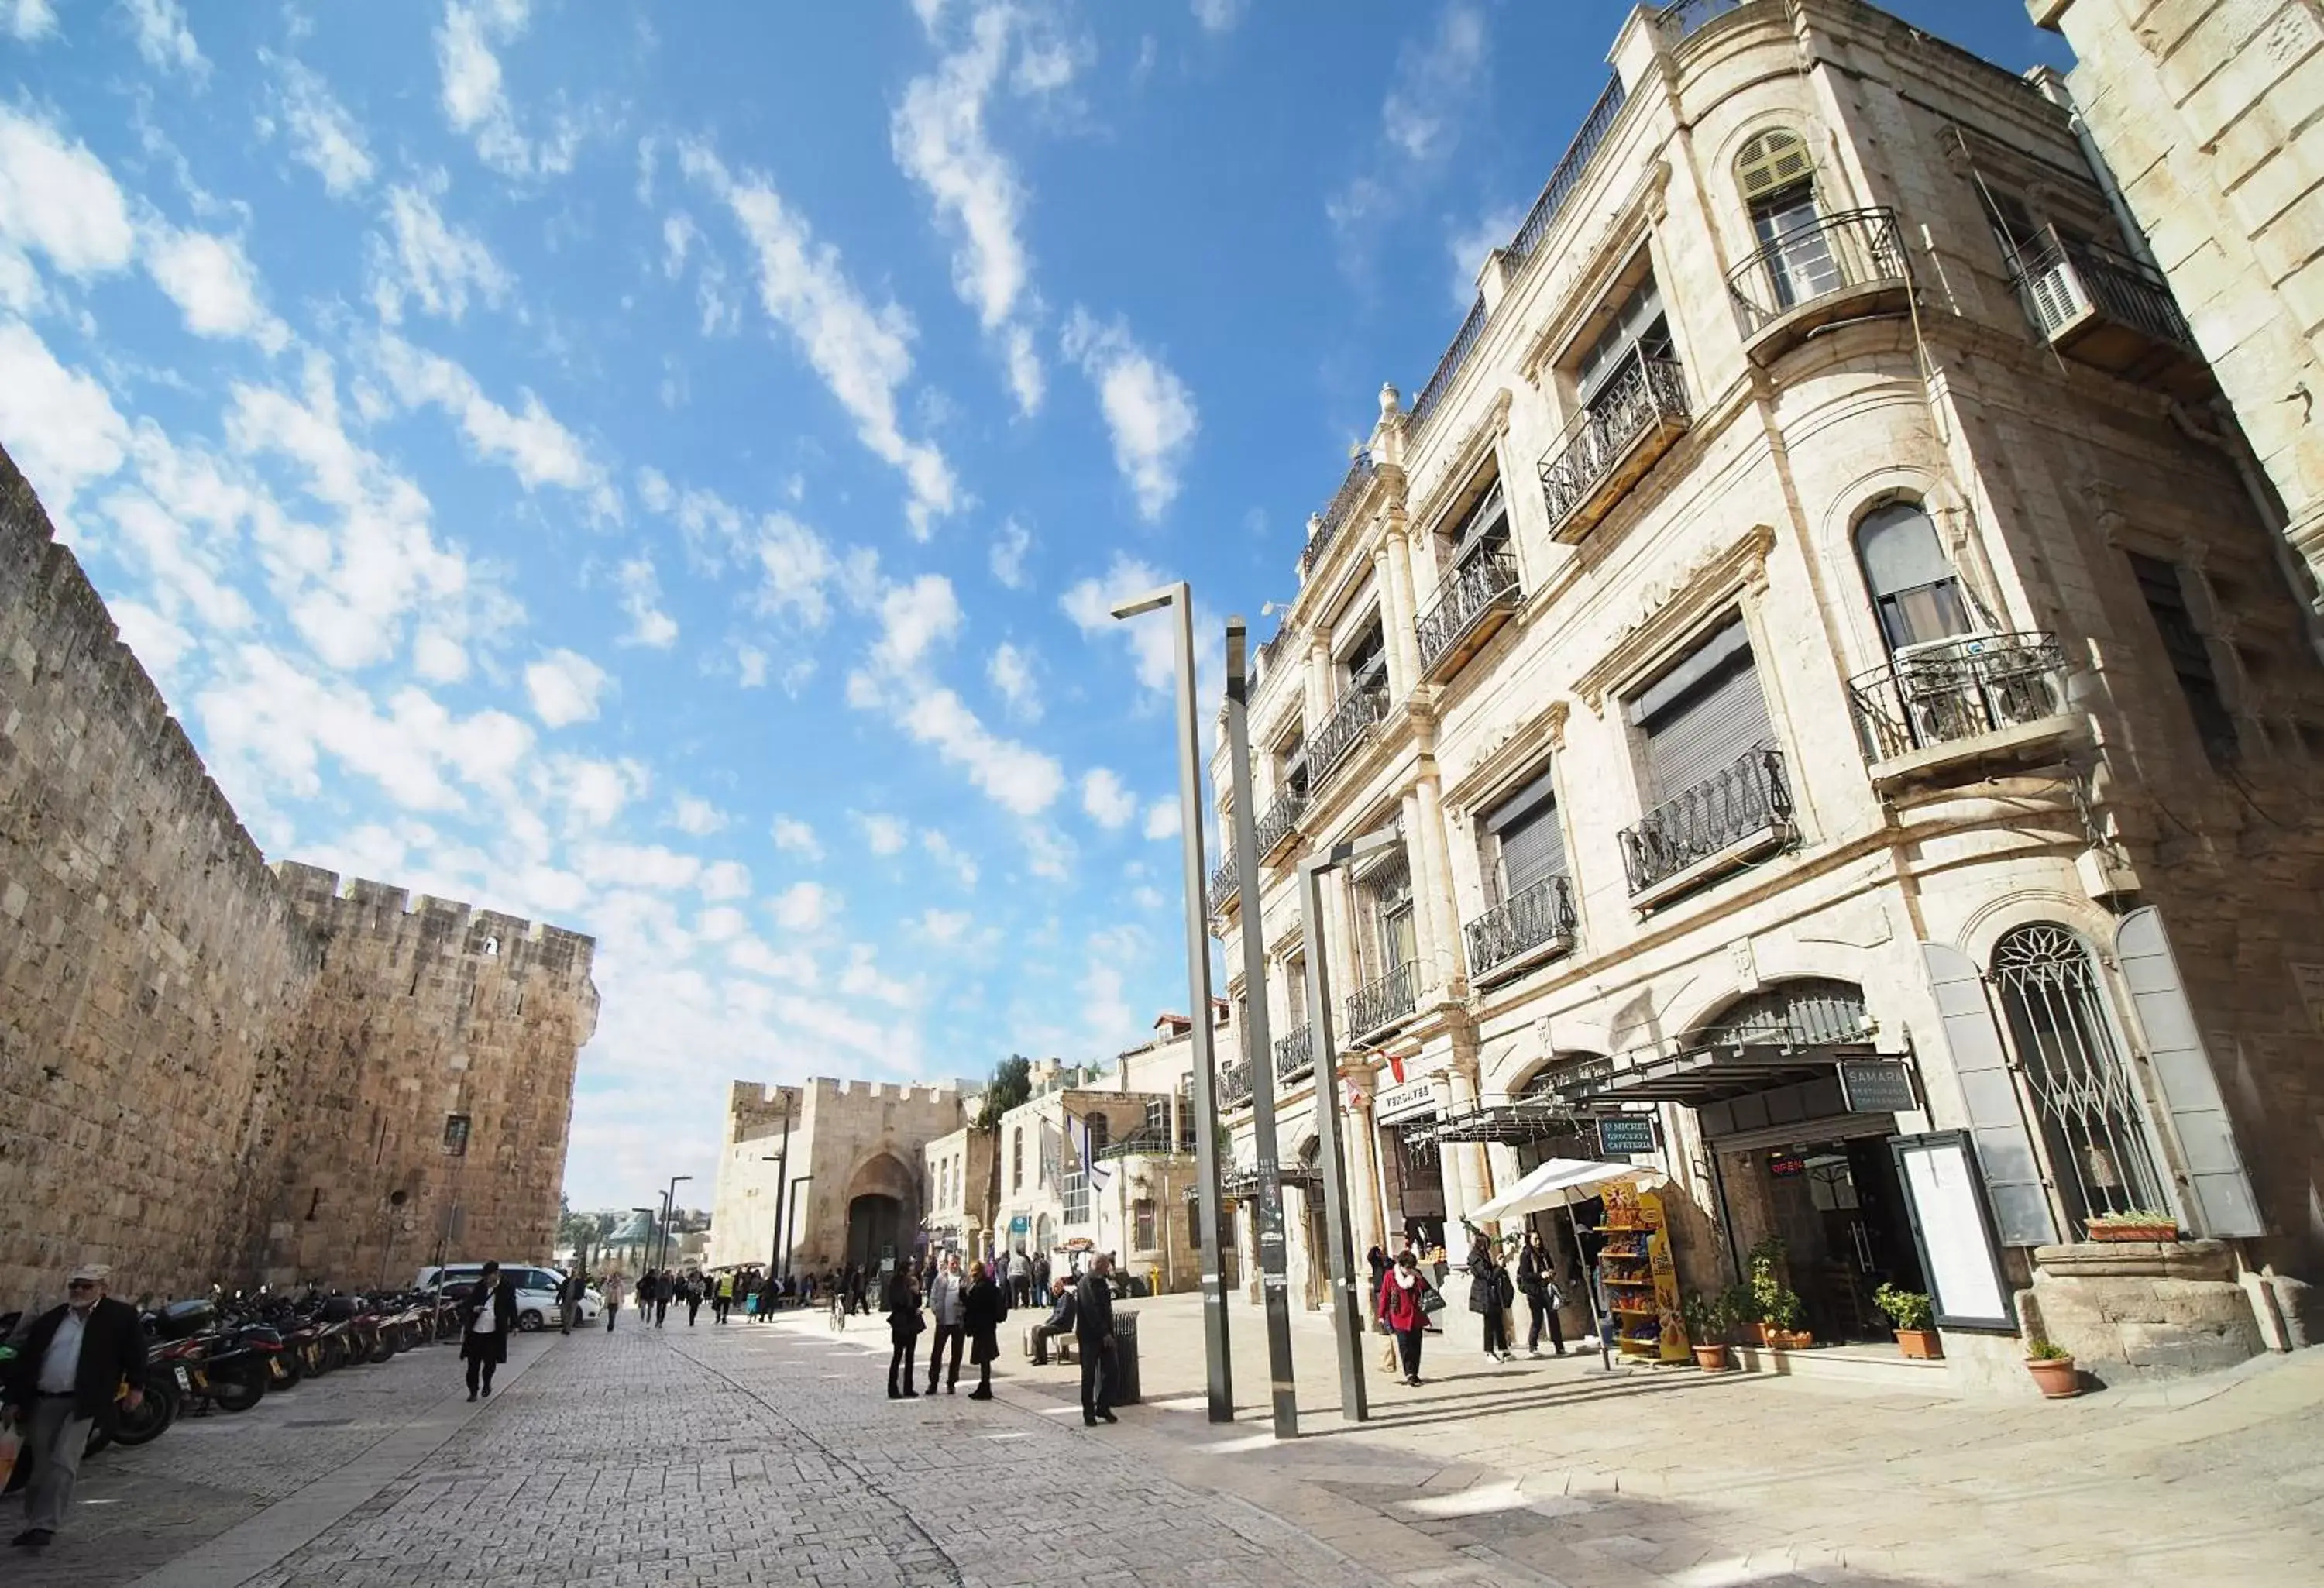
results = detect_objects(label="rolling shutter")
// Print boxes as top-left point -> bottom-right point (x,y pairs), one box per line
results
2113,908 -> 2263,1238
1920,942 -> 2058,1247
1628,617 -> 1772,803
1485,765 -> 1566,898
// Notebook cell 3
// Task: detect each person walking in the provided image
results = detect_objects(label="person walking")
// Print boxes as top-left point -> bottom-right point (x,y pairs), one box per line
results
652,1270 -> 673,1328
603,1271 -> 627,1331
1008,1248 -> 1030,1308
1031,1249 -> 1051,1307
962,1259 -> 1007,1400
1071,1253 -> 1119,1427
1377,1250 -> 1428,1386
460,1260 -> 520,1401
2,1263 -> 147,1550
716,1270 -> 735,1325
679,1272 -> 699,1326
559,1267 -> 587,1335
924,1254 -> 965,1395
1466,1234 -> 1514,1363
1517,1229 -> 1566,1357
883,1266 -> 925,1399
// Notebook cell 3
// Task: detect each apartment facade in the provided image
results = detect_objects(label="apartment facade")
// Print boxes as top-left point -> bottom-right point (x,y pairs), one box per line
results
1207,0 -> 2324,1390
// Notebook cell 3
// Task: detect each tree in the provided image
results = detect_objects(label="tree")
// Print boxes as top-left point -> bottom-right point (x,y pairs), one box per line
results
556,1204 -> 600,1254
974,1054 -> 1034,1129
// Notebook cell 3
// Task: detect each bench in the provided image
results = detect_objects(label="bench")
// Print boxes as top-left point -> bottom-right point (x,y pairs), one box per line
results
1022,1324 -> 1077,1364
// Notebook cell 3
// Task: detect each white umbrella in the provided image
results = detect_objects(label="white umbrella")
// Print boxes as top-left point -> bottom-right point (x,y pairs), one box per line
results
1469,1157 -> 1669,1370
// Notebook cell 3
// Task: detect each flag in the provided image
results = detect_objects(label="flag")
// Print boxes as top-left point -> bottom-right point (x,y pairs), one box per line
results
1387,1052 -> 1406,1086
1080,1114 -> 1112,1193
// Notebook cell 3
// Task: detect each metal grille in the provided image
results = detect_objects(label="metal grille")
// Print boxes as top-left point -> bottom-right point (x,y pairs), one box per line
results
1846,631 -> 2068,761
1990,925 -> 2168,1226
1726,207 -> 1907,335
1348,959 -> 1422,1040
1463,874 -> 1576,978
1415,546 -> 1521,675
1300,450 -> 1376,579
1538,356 -> 1691,531
1508,74 -> 1629,263
1700,980 -> 1871,1048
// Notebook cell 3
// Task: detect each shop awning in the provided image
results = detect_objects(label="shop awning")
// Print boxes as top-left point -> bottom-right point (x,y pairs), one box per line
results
1408,1097 -> 1590,1146
1549,1039 -> 1882,1106
1470,1158 -> 1668,1223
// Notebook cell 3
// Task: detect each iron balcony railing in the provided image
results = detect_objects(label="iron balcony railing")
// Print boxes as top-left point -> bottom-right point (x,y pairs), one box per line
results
1538,357 -> 1690,531
1097,1126 -> 1191,1160
1308,685 -> 1386,792
1727,207 -> 1907,338
2007,226 -> 2195,352
1300,451 -> 1376,579
1208,854 -> 1239,913
1415,547 -> 1521,677
1274,1023 -> 1314,1084
1847,631 -> 2070,763
1256,785 -> 1306,859
1463,874 -> 1578,978
1219,1059 -> 1253,1111
1347,959 -> 1422,1040
1619,747 -> 1793,895
1659,0 -> 1751,41
1509,74 -> 1628,263
1408,294 -> 1488,436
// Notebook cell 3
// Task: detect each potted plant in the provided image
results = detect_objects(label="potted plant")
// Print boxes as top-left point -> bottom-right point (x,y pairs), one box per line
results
2024,1336 -> 2079,1398
1747,1239 -> 1812,1349
1682,1291 -> 1733,1370
2084,1209 -> 2178,1243
1872,1284 -> 1941,1359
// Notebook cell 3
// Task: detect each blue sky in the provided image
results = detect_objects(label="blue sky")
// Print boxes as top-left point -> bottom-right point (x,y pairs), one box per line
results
0,0 -> 2067,1210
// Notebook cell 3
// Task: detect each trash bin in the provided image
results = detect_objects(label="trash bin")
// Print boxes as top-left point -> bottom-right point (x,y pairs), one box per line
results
1111,1310 -> 1141,1405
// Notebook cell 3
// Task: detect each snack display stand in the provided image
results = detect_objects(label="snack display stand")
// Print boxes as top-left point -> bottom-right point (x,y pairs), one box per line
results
1600,1183 -> 1688,1363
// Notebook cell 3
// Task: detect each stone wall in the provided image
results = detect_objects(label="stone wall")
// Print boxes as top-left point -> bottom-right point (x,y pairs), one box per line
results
0,445 -> 598,1311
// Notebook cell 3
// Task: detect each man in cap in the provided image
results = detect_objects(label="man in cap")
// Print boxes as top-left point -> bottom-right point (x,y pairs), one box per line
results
2,1263 -> 147,1548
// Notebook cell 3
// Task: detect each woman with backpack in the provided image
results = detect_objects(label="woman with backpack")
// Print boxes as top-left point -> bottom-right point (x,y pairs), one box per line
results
1517,1229 -> 1566,1357
1467,1232 -> 1514,1363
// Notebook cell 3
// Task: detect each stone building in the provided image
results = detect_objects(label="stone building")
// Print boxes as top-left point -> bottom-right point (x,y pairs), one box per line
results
707,1077 -> 969,1275
920,1120 -> 999,1259
2029,0 -> 2324,610
1204,0 -> 2324,1392
0,446 -> 599,1312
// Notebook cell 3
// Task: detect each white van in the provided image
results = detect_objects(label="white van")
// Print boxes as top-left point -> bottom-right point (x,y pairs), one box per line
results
414,1263 -> 599,1329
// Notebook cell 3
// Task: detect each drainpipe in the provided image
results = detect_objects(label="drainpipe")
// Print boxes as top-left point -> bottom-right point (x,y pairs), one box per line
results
2027,67 -> 2161,277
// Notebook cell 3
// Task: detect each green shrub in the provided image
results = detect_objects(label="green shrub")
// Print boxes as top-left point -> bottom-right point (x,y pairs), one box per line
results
1872,1284 -> 1934,1332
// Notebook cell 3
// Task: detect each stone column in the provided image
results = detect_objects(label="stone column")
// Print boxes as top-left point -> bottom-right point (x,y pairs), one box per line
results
1431,1068 -> 1472,1239
1306,634 -> 1332,736
1345,1088 -> 1386,1256
1446,1064 -> 1491,1235
1413,769 -> 1465,995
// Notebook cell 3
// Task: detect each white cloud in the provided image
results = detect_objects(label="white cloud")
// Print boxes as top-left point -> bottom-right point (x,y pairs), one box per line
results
1384,5 -> 1487,163
4,1 -> 57,43
681,141 -> 958,537
372,333 -> 610,506
921,828 -> 978,888
1143,799 -> 1181,841
919,907 -> 971,944
771,815 -> 822,861
671,795 -> 727,836
987,640 -> 1040,721
892,684 -> 1064,816
370,180 -> 511,322
873,572 -> 962,673
772,879 -> 833,931
615,555 -> 678,648
125,0 -> 206,79
840,943 -> 916,1008
1061,308 -> 1198,521
1191,0 -> 1244,32
751,511 -> 837,626
144,228 -> 289,352
700,859 -> 752,901
1447,200 -> 1523,308
524,648 -> 609,727
0,105 -> 137,303
0,318 -> 129,516
1081,768 -> 1136,830
269,54 -> 374,197
662,212 -> 696,278
436,0 -> 576,179
1023,823 -> 1073,881
1062,552 -> 1175,693
988,515 -> 1031,589
858,812 -> 910,857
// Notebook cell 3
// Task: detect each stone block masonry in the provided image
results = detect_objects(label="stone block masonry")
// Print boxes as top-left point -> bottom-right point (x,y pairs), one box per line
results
0,443 -> 598,1312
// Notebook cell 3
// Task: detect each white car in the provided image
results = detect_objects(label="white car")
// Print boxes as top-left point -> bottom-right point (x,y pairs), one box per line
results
415,1263 -> 600,1330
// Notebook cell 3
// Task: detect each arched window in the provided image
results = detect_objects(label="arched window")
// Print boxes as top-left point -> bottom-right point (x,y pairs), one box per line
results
1700,980 -> 1871,1047
1855,500 -> 1972,651
1736,129 -> 1837,308
1990,924 -> 2167,1228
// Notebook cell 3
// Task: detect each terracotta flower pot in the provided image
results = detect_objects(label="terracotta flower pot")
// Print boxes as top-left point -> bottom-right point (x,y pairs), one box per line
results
1692,1343 -> 1731,1372
2026,1356 -> 2080,1398
2086,1223 -> 2176,1243
1740,1322 -> 1771,1347
1895,1328 -> 1942,1359
1770,1328 -> 1813,1350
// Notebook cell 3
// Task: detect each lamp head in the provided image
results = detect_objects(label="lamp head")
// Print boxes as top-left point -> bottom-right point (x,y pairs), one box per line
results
1109,584 -> 1179,621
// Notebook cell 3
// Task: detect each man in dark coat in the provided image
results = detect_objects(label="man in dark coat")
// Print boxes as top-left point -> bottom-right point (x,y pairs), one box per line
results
1028,1277 -> 1075,1366
1071,1253 -> 1119,1427
459,1260 -> 521,1401
3,1263 -> 148,1548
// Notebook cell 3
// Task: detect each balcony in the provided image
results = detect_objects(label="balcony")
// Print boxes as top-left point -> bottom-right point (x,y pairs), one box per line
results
1347,960 -> 1422,1042
1219,1059 -> 1253,1112
1538,357 -> 1690,544
1299,451 -> 1376,581
1619,747 -> 1794,906
1415,548 -> 1521,682
1274,1023 -> 1315,1085
1463,875 -> 1577,985
1208,855 -> 1239,914
1727,207 -> 1910,363
1308,685 -> 1386,794
1847,631 -> 2078,789
1098,1126 -> 1191,1161
2008,227 -> 2209,395
1256,786 -> 1306,862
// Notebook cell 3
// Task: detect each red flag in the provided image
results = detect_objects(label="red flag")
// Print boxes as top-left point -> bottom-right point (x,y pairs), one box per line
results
1387,1053 -> 1406,1086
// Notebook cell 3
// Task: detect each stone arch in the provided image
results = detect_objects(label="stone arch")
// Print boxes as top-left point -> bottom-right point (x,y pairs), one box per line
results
842,1150 -> 920,1271
1685,977 -> 1872,1048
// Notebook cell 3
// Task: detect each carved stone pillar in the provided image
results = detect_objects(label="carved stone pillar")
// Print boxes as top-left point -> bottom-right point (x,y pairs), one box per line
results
1384,517 -> 1424,698
1413,770 -> 1466,995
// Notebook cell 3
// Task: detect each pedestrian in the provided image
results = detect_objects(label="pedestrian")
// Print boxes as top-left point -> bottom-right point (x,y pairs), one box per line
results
603,1271 -> 627,1331
1071,1253 -> 1119,1427
1467,1233 -> 1514,1363
716,1270 -> 734,1324
1028,1277 -> 1075,1365
1377,1250 -> 1428,1386
962,1259 -> 1007,1400
1517,1229 -> 1566,1358
1031,1249 -> 1050,1305
559,1267 -> 587,1335
851,1265 -> 869,1317
925,1253 -> 965,1395
460,1260 -> 520,1400
883,1265 -> 925,1400
1008,1247 -> 1030,1308
2,1263 -> 147,1550
658,1270 -> 676,1328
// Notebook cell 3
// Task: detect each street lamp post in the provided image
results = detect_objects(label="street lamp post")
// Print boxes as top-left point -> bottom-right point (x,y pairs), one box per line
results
658,1175 -> 692,1273
1110,581 -> 1233,1425
761,1086 -> 794,1283
630,1207 -> 657,1279
786,1175 -> 812,1280
1223,617 -> 1298,1440
1297,827 -> 1401,1425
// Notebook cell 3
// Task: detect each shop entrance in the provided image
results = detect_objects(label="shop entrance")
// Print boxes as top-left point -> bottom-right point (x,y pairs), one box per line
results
1750,1135 -> 1924,1342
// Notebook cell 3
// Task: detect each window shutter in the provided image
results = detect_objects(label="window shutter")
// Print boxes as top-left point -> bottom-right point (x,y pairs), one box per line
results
1631,619 -> 1772,803
1487,769 -> 1566,899
2112,908 -> 2263,1238
1920,941 -> 2059,1247
1737,129 -> 1812,201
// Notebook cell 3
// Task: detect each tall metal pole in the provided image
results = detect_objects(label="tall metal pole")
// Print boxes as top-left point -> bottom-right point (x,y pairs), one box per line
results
1224,618 -> 1298,1439
766,1089 -> 794,1281
1112,581 -> 1232,1423
1300,830 -> 1397,1424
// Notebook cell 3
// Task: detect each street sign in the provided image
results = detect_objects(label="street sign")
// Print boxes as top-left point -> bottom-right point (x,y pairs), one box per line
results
1008,1215 -> 1030,1233
1839,1060 -> 1919,1114
1597,1117 -> 1656,1156
1375,1078 -> 1436,1125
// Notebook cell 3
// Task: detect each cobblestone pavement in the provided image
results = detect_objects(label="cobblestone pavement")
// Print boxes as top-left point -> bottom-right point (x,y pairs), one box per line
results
12,1301 -> 2319,1586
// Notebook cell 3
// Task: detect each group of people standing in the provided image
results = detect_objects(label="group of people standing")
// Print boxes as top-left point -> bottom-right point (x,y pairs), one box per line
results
875,1249 -> 1122,1426
1368,1228 -> 1572,1387
591,1267 -> 813,1332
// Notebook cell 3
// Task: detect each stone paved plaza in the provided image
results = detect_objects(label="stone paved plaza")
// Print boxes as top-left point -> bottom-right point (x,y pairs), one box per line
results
12,1300 -> 2321,1587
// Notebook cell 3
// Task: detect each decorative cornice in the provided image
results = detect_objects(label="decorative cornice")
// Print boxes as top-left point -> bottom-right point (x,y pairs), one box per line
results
1517,158 -> 1672,389
1571,522 -> 1778,712
1408,388 -> 1514,539
1443,700 -> 1570,823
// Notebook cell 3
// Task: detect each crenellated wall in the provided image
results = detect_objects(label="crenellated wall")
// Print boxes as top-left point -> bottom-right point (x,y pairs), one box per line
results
0,445 -> 598,1311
